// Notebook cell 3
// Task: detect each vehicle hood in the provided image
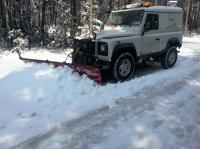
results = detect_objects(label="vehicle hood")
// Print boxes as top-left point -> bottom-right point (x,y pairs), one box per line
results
96,26 -> 141,40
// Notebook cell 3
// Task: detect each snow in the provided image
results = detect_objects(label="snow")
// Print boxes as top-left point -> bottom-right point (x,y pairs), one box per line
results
183,35 -> 200,44
92,76 -> 200,148
0,37 -> 200,148
0,52 -> 25,79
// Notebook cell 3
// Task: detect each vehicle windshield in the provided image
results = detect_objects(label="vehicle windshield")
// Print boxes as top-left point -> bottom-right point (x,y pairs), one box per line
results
106,10 -> 144,27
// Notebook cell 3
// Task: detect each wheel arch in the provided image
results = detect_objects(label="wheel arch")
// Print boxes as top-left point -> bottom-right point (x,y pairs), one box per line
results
112,43 -> 138,62
166,38 -> 182,49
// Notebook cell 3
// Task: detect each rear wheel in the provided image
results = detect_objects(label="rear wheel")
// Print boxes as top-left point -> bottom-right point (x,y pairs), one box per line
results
161,47 -> 178,69
112,53 -> 135,82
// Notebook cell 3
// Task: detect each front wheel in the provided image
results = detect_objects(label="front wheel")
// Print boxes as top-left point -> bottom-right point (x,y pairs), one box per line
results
112,53 -> 136,82
161,47 -> 178,69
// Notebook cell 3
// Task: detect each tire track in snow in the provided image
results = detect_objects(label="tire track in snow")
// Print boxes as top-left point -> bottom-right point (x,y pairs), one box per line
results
14,66 -> 200,148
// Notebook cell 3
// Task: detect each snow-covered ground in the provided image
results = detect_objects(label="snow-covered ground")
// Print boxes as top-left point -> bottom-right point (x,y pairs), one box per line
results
0,37 -> 200,148
183,34 -> 200,43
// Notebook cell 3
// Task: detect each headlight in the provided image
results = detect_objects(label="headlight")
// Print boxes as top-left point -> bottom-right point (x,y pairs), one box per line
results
98,42 -> 108,56
100,44 -> 106,52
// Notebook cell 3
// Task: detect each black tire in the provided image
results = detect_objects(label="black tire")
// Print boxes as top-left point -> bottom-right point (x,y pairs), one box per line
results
112,53 -> 135,82
161,47 -> 178,69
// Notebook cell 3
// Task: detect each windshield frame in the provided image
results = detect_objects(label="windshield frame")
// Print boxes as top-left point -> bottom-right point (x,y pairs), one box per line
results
105,9 -> 145,27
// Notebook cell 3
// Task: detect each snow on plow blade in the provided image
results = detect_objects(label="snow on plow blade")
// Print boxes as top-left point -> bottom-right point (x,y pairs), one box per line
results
17,51 -> 102,84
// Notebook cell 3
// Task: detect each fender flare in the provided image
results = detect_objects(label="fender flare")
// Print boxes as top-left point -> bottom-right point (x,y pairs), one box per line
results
112,43 -> 137,61
166,38 -> 182,49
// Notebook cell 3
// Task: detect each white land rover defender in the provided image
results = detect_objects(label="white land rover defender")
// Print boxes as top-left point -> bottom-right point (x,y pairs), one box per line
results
73,6 -> 183,82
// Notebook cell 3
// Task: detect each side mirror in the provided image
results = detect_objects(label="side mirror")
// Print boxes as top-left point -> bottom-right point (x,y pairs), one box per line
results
142,28 -> 149,36
142,31 -> 145,36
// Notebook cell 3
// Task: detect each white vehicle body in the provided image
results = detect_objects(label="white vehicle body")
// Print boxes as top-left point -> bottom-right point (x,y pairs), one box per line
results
73,6 -> 183,81
95,6 -> 183,62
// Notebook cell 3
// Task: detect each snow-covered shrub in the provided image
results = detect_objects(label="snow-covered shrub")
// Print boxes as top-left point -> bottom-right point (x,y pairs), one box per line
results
77,0 -> 103,37
9,29 -> 24,40
93,19 -> 102,31
12,37 -> 28,52
47,26 -> 70,48
77,19 -> 102,38
8,29 -> 28,52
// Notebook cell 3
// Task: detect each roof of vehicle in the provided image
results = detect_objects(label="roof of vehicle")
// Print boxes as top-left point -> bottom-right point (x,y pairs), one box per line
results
113,6 -> 183,13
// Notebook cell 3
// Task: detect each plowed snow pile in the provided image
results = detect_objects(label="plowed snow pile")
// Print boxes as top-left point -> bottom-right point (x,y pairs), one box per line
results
0,38 -> 200,148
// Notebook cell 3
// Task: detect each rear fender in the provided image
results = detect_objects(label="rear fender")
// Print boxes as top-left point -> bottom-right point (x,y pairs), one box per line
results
166,38 -> 182,49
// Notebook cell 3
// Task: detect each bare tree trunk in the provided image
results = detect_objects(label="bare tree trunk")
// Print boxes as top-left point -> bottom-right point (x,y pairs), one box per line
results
50,0 -> 54,26
70,0 -> 77,38
40,0 -> 47,45
0,0 -> 7,29
41,0 -> 46,34
54,1 -> 57,26
184,0 -> 191,35
89,0 -> 93,36
0,0 -> 8,39
26,0 -> 31,33
16,0 -> 24,32
38,0 -> 41,28
7,0 -> 13,31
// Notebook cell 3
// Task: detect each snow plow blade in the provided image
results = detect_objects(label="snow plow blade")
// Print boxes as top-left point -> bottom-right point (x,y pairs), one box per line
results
17,51 -> 102,85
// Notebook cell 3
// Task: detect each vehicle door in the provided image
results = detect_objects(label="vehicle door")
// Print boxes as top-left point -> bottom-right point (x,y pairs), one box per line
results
142,13 -> 161,55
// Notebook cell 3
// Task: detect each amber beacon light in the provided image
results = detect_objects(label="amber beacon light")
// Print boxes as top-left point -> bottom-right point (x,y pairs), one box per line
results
142,1 -> 153,7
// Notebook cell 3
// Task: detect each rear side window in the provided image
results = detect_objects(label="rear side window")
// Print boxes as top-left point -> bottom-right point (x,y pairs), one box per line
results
144,14 -> 159,30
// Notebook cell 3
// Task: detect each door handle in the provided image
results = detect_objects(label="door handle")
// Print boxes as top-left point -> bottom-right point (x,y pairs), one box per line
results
155,38 -> 160,41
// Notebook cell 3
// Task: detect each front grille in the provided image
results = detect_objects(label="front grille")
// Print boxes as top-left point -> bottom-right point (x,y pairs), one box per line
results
77,39 -> 95,55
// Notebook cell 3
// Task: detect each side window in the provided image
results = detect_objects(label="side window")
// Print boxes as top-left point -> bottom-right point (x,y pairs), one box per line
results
144,14 -> 159,31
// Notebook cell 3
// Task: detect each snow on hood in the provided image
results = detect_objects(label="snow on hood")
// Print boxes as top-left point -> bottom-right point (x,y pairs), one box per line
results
96,26 -> 141,40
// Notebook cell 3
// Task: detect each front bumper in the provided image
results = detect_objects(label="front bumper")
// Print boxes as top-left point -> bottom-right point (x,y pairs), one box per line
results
72,52 -> 110,70
72,52 -> 97,65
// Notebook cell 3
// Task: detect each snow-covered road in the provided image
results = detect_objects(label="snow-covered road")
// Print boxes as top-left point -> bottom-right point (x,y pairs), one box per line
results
0,38 -> 200,148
